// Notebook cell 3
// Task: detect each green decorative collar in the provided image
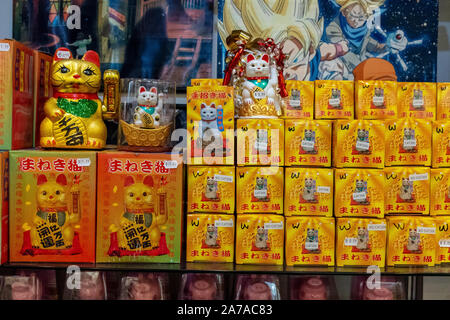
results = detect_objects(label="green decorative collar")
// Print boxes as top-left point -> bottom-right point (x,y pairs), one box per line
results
57,97 -> 98,118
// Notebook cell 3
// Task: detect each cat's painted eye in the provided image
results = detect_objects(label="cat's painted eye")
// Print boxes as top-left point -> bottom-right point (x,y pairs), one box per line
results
56,190 -> 60,195
143,192 -> 147,196
42,191 -> 47,196
83,68 -> 94,76
129,192 -> 134,197
60,66 -> 69,73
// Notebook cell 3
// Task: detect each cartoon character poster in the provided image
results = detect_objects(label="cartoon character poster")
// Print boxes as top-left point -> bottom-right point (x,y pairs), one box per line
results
217,0 -> 438,82
13,0 -> 215,87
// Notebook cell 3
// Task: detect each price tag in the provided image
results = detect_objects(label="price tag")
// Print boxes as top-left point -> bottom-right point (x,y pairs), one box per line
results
352,192 -> 367,201
329,98 -> 340,106
163,160 -> 178,169
305,242 -> 319,250
409,173 -> 429,181
76,158 -> 91,167
264,222 -> 283,230
214,174 -> 233,183
0,43 -> 10,52
417,227 -> 435,234
373,96 -> 384,104
317,186 -> 330,194
215,219 -> 234,228
403,139 -> 417,148
356,141 -> 370,151
301,140 -> 315,149
57,50 -> 71,59
439,239 -> 450,248
254,189 -> 268,198
254,90 -> 266,99
367,224 -> 386,231
344,237 -> 358,246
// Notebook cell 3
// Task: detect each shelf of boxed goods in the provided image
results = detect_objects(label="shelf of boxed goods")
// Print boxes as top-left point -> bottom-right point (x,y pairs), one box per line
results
3,262 -> 450,276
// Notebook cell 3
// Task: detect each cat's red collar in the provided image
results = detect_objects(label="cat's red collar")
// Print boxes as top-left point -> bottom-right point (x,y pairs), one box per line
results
39,207 -> 68,212
54,92 -> 99,100
247,76 -> 269,80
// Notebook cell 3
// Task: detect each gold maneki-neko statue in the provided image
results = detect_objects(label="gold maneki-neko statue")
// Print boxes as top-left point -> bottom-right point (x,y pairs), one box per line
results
223,30 -> 288,118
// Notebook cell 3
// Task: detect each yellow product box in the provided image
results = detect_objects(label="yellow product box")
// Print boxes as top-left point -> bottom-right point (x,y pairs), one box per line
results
186,214 -> 235,263
187,85 -> 234,165
387,216 -> 436,267
384,167 -> 430,215
335,169 -> 385,218
397,82 -> 436,120
235,214 -> 284,265
333,120 -> 385,168
437,83 -> 450,120
187,166 -> 235,214
336,218 -> 387,267
430,169 -> 450,215
285,216 -> 335,266
191,79 -> 223,86
284,167 -> 333,217
435,216 -> 450,264
284,119 -> 332,167
432,120 -> 450,167
236,166 -> 283,214
385,118 -> 432,166
355,80 -> 397,119
236,119 -> 284,166
315,80 -> 354,120
283,80 -> 314,119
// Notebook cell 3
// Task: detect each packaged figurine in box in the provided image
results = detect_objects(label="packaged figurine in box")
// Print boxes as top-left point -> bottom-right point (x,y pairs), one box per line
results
33,51 -> 53,147
351,276 -> 407,300
96,152 -> 183,263
435,216 -> 450,264
236,214 -> 284,265
234,274 -> 281,300
284,167 -> 333,217
118,273 -> 169,300
236,119 -> 284,166
289,276 -> 338,300
39,48 -> 120,149
285,217 -> 335,266
186,214 -> 235,263
387,216 -> 436,267
432,120 -> 450,168
397,82 -> 436,119
315,80 -> 354,120
118,79 -> 176,152
187,85 -> 234,165
282,80 -> 314,119
187,166 -> 235,214
191,79 -> 223,87
384,167 -> 430,215
355,80 -> 397,119
179,273 -> 225,300
385,118 -> 432,166
437,83 -> 450,120
336,218 -> 387,267
236,167 -> 283,214
0,270 -> 58,300
9,150 -> 97,263
0,151 -> 8,265
63,271 -> 107,300
431,169 -> 450,215
284,120 -> 332,167
334,169 -> 385,218
0,39 -> 34,150
333,120 -> 385,168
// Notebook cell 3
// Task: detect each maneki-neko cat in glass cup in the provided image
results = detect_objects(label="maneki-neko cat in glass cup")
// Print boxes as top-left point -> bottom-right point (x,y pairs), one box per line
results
118,79 -> 176,152
40,47 -> 119,149
223,30 -> 288,118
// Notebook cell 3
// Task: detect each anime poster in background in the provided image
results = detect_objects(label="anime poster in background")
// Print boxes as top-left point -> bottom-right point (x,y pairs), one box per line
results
13,0 -> 215,87
217,0 -> 438,82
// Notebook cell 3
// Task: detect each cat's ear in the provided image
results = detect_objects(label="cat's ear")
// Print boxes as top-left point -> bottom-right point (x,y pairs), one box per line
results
150,87 -> 157,94
200,103 -> 206,109
143,176 -> 154,188
37,175 -> 48,185
247,54 -> 255,63
139,86 -> 146,94
261,54 -> 269,63
56,174 -> 67,186
82,50 -> 100,68
210,103 -> 216,109
53,47 -> 73,61
124,176 -> 135,187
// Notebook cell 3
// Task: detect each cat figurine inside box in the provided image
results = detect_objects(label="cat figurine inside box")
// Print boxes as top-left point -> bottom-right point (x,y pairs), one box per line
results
133,86 -> 164,129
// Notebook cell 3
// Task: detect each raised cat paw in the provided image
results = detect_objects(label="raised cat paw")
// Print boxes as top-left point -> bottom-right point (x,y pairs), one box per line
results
244,98 -> 253,106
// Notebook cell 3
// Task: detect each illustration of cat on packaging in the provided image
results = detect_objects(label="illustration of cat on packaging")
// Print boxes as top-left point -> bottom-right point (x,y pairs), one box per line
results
204,224 -> 219,248
133,86 -> 163,129
300,130 -> 317,154
406,228 -> 421,253
301,178 -> 317,203
328,89 -> 342,109
354,129 -> 371,154
352,180 -> 370,205
253,226 -> 269,251
253,177 -> 269,202
204,177 -> 219,201
305,228 -> 320,254
355,227 -> 370,252
372,88 -> 385,109
398,178 -> 415,203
